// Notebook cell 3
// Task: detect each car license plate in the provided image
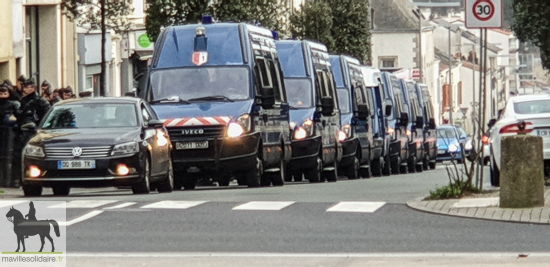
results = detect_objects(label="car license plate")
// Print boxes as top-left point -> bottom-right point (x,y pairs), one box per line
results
176,141 -> 209,150
538,129 -> 550,136
58,160 -> 96,170
438,149 -> 446,154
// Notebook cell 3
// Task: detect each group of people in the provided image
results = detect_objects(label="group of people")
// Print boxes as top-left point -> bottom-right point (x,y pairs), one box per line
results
0,75 -> 89,188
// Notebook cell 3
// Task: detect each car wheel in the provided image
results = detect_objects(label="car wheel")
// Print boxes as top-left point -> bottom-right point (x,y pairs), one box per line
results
428,160 -> 436,169
346,157 -> 360,179
415,159 -> 424,173
157,164 -> 174,193
182,176 -> 197,190
52,186 -> 70,196
305,157 -> 322,183
490,156 -> 500,187
23,185 -> 42,197
245,157 -> 263,188
132,157 -> 151,194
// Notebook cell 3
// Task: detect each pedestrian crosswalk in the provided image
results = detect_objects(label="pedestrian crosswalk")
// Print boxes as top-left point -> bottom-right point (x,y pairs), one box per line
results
2,200 -> 387,213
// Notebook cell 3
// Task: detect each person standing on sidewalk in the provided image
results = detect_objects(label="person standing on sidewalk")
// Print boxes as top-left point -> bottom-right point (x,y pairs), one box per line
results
12,79 -> 50,187
0,84 -> 20,187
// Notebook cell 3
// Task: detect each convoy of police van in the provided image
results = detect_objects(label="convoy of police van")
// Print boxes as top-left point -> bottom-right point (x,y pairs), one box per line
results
19,16 -> 448,196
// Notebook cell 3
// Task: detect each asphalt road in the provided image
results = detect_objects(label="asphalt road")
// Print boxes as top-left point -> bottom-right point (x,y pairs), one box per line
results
6,164 -> 549,266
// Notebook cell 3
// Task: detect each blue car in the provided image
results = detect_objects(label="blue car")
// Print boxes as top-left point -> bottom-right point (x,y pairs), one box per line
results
436,125 -> 463,163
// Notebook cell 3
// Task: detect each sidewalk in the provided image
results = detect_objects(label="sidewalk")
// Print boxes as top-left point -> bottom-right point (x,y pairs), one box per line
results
408,188 -> 550,224
0,187 -> 22,198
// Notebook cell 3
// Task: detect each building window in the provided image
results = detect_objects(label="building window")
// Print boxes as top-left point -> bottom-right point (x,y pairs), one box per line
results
379,57 -> 397,68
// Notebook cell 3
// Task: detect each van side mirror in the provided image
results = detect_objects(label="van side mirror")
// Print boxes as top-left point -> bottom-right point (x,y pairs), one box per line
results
428,118 -> 436,130
399,112 -> 408,127
320,96 -> 334,116
384,105 -> 392,117
258,87 -> 275,109
356,103 -> 370,120
415,116 -> 423,129
487,118 -> 497,129
21,122 -> 37,132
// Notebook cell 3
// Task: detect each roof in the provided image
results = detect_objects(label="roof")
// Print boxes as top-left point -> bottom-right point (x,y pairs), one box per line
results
432,20 -> 502,53
371,0 -> 421,33
58,97 -> 140,105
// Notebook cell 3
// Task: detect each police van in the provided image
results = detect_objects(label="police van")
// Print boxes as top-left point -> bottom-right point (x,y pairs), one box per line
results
330,55 -> 374,178
144,17 -> 291,189
276,40 -> 341,182
398,79 -> 424,173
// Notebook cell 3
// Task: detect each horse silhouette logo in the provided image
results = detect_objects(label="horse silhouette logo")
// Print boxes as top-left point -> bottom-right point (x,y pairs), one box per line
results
5,201 -> 60,252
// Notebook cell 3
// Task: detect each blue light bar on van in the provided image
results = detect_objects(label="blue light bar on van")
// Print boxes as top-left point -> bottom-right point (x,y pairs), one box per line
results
202,15 -> 213,24
272,31 -> 279,40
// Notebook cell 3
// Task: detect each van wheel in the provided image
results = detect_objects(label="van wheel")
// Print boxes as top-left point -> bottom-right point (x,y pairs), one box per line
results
182,176 -> 197,190
305,157 -> 322,183
293,171 -> 303,182
391,156 -> 400,175
218,175 -> 231,186
132,157 -> 151,194
416,160 -> 424,173
271,159 -> 286,186
423,154 -> 430,170
382,153 -> 391,176
429,161 -> 436,169
490,156 -> 500,187
408,155 -> 417,173
346,157 -> 360,179
371,157 -> 382,177
359,164 -> 372,178
245,157 -> 263,187
323,163 -> 338,182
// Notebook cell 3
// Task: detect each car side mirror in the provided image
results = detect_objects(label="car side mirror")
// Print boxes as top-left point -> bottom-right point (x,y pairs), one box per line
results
356,103 -> 369,120
399,112 -> 409,127
21,122 -> 37,132
487,118 -> 497,129
320,96 -> 334,116
428,118 -> 436,130
147,119 -> 165,128
415,116 -> 423,129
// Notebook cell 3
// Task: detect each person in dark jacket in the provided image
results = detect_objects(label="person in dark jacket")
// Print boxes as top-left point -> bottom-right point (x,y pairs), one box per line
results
3,79 -> 20,100
40,80 -> 53,104
0,84 -> 20,126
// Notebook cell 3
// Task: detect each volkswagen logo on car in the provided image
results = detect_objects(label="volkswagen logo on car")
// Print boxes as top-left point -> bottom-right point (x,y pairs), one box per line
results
72,147 -> 83,157
182,129 -> 204,135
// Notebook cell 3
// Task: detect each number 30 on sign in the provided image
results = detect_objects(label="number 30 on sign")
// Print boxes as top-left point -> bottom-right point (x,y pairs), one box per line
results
466,0 -> 502,29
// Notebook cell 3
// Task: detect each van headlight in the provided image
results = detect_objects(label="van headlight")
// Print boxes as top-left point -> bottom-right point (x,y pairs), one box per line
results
24,144 -> 45,157
343,124 -> 352,139
227,114 -> 251,138
112,142 -> 139,156
294,119 -> 314,140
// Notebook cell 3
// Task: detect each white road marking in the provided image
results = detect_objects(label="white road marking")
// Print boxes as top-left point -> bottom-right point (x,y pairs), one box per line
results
140,201 -> 207,209
326,201 -> 386,213
67,252 -> 550,258
0,200 -> 28,208
232,201 -> 295,211
453,197 -> 499,208
59,210 -> 104,226
103,202 -> 136,210
48,200 -> 118,209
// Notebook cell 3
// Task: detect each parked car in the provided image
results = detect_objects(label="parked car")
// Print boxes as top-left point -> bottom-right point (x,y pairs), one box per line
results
145,18 -> 291,189
361,66 -> 390,176
455,125 -> 475,160
489,94 -> 550,186
21,97 -> 173,196
436,125 -> 463,163
414,83 -> 438,169
276,40 -> 341,183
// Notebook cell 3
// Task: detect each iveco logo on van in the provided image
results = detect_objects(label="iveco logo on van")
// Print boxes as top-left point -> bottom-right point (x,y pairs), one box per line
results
182,129 -> 204,135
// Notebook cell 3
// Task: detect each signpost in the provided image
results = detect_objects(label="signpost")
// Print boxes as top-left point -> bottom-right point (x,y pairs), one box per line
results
412,68 -> 421,80
466,0 -> 502,29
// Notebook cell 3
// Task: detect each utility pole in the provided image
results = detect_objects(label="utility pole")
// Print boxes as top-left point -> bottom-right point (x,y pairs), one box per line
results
448,27 -> 453,125
100,0 -> 106,97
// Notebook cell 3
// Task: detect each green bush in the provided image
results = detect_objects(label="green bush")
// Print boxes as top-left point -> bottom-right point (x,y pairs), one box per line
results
426,180 -> 481,200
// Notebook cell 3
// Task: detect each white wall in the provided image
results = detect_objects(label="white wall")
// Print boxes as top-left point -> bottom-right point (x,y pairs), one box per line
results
371,32 -> 417,69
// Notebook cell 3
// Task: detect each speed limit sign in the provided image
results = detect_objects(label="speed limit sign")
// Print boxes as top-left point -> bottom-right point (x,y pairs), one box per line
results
466,0 -> 502,28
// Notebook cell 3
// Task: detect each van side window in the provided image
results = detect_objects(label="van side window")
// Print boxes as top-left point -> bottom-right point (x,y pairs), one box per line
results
326,72 -> 339,109
256,57 -> 273,89
268,58 -> 285,103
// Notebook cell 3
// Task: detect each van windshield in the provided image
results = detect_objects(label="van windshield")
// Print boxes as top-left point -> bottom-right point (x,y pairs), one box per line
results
150,67 -> 250,101
284,78 -> 313,108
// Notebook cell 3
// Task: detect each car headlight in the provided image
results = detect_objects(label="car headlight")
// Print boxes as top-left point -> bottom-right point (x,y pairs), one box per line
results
111,142 -> 139,156
294,119 -> 314,140
448,143 -> 459,152
464,140 -> 473,150
227,114 -> 251,138
24,144 -> 45,157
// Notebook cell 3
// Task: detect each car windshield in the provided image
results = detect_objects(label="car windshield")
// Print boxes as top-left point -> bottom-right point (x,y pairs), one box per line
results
150,67 -> 250,101
337,89 -> 351,114
285,79 -> 313,108
514,100 -> 550,114
437,128 -> 456,139
42,103 -> 138,129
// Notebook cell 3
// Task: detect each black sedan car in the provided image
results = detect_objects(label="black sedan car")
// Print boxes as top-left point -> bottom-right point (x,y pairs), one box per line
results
21,97 -> 173,196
